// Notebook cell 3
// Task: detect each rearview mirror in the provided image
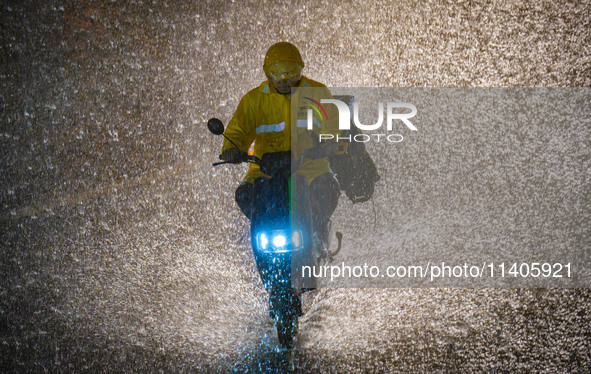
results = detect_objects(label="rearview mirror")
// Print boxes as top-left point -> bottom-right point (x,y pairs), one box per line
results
207,118 -> 225,135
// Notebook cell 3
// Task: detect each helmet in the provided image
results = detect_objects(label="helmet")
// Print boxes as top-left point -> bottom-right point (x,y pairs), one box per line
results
263,42 -> 304,80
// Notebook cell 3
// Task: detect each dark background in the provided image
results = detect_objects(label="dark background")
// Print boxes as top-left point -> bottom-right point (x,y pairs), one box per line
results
1,0 -> 590,372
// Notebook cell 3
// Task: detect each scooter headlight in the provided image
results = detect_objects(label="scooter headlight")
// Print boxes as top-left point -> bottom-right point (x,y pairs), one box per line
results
256,230 -> 303,253
259,233 -> 269,250
272,234 -> 287,248
291,230 -> 302,249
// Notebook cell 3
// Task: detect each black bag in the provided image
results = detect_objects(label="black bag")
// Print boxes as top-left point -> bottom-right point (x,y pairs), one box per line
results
328,96 -> 380,204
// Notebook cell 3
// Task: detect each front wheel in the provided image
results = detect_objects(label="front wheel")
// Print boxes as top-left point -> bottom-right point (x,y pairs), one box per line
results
276,312 -> 298,350
270,288 -> 301,350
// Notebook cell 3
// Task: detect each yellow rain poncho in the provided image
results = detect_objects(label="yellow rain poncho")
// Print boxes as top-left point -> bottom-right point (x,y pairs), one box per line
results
221,76 -> 341,184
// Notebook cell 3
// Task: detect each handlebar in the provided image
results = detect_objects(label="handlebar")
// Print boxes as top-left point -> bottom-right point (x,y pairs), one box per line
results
212,153 -> 261,167
208,117 -> 333,170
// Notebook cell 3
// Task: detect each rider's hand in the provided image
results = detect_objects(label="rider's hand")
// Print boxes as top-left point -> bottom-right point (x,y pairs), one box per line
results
221,148 -> 245,163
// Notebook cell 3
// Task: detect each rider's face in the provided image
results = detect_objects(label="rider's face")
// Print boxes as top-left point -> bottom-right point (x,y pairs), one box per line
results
269,74 -> 301,94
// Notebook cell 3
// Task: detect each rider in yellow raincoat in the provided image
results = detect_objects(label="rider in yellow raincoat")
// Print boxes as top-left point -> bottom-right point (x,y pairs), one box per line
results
220,42 -> 341,243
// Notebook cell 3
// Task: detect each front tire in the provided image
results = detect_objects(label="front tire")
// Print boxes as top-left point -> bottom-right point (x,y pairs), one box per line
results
276,312 -> 298,350
270,288 -> 301,350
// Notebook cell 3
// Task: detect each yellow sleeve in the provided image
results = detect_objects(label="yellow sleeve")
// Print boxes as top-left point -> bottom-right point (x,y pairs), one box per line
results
221,93 -> 256,153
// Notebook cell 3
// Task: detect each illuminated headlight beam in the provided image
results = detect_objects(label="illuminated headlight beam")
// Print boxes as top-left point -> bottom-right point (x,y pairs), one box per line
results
255,230 -> 303,252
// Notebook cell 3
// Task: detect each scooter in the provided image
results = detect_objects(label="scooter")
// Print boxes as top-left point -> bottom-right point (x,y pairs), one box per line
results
208,118 -> 342,350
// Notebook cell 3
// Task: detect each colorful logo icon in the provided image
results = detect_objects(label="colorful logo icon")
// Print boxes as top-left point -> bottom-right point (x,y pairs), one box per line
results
303,97 -> 328,128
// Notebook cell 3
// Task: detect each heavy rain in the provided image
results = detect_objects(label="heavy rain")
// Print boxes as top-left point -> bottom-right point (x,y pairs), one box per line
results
1,0 -> 590,372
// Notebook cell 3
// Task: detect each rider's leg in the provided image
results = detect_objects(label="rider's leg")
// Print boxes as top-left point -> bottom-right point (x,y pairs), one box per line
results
235,182 -> 254,219
308,172 -> 340,243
